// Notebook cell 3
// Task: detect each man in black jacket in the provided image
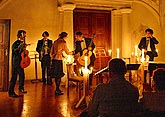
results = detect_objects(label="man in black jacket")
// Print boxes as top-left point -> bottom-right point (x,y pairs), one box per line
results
36,31 -> 52,85
8,30 -> 28,98
73,32 -> 96,86
138,28 -> 159,61
138,28 -> 159,83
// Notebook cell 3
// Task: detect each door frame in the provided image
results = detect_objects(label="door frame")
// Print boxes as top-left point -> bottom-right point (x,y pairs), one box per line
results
0,19 -> 10,91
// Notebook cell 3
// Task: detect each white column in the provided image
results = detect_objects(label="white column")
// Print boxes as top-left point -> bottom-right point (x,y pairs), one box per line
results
57,7 -> 64,33
111,9 -> 122,58
61,3 -> 76,51
58,3 -> 76,86
120,8 -> 132,58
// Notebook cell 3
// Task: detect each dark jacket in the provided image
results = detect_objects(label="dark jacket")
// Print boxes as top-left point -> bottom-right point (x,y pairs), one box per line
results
12,40 -> 23,68
138,37 -> 159,57
74,38 -> 96,66
36,39 -> 52,61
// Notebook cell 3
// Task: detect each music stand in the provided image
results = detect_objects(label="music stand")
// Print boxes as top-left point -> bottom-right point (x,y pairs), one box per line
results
148,63 -> 165,71
126,64 -> 141,82
31,53 -> 42,83
127,64 -> 141,70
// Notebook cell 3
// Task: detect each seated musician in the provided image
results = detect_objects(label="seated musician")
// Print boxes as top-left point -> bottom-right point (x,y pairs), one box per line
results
140,68 -> 165,116
138,28 -> 159,84
73,32 -> 96,86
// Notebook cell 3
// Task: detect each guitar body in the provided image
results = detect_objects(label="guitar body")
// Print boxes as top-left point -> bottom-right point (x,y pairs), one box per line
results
78,49 -> 92,66
20,50 -> 31,68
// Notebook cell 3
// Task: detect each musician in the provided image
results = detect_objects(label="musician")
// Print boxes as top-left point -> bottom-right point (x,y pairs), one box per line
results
138,28 -> 159,83
138,28 -> 159,61
36,31 -> 52,85
73,31 -> 95,85
8,30 -> 27,98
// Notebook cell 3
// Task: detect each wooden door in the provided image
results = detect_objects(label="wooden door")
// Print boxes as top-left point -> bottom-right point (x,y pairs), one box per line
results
73,9 -> 111,51
0,19 -> 10,91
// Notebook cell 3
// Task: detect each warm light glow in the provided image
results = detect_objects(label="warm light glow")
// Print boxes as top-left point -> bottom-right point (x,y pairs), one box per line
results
65,55 -> 74,64
84,56 -> 88,69
90,67 -> 93,73
141,49 -> 145,62
67,55 -> 71,63
131,52 -> 134,56
108,50 -> 112,56
117,48 -> 120,58
135,45 -> 138,56
156,49 -> 158,53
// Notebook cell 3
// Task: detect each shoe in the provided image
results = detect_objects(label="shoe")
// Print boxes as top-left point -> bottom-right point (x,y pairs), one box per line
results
42,79 -> 46,84
9,92 -> 19,98
19,89 -> 27,93
58,89 -> 63,93
55,90 -> 64,95
47,81 -> 52,85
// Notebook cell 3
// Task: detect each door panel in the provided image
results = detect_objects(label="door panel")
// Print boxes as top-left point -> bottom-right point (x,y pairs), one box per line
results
74,9 -> 111,51
0,19 -> 10,91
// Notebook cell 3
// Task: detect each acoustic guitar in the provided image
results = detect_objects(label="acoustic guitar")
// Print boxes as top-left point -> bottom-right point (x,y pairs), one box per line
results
20,37 -> 31,68
78,34 -> 95,66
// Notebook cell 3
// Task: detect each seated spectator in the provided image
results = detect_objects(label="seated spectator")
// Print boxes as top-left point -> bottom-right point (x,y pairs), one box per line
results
141,68 -> 165,116
87,58 -> 140,117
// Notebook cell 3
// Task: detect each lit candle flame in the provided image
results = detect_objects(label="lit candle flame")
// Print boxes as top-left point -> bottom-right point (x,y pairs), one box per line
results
135,45 -> 138,56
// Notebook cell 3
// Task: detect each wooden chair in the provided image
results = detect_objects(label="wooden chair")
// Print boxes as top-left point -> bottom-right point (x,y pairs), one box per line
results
66,63 -> 84,97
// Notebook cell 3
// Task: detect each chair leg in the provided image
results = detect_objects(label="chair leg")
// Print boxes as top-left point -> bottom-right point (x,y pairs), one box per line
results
76,82 -> 78,91
67,80 -> 69,96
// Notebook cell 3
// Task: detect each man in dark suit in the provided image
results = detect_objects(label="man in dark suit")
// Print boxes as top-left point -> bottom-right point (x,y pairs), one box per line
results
36,31 -> 52,85
73,31 -> 96,86
8,30 -> 28,98
138,28 -> 159,61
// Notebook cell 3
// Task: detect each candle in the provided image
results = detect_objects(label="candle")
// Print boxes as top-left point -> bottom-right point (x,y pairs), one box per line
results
135,45 -> 138,56
117,48 -> 120,58
108,50 -> 112,56
131,52 -> 134,57
141,49 -> 145,62
84,56 -> 88,69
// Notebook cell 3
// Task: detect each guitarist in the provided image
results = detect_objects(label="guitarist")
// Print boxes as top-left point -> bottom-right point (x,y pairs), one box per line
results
36,31 -> 52,85
73,31 -> 96,86
8,30 -> 28,98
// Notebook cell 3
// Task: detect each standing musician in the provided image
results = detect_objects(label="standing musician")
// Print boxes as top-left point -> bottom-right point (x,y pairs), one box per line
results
73,31 -> 96,86
8,30 -> 28,98
36,31 -> 52,85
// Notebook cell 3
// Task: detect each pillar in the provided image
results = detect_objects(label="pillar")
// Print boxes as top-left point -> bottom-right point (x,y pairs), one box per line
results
120,8 -> 132,58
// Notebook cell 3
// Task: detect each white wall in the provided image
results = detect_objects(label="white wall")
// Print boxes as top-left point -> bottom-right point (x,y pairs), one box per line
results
0,0 -> 60,80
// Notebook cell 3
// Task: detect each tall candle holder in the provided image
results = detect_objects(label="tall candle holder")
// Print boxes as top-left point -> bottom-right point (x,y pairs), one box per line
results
75,67 -> 91,108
